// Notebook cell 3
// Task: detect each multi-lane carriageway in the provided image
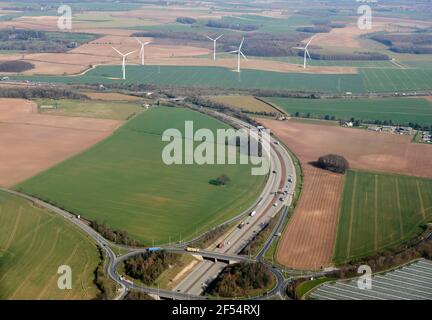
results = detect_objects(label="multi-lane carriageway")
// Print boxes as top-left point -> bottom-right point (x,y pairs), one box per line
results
173,113 -> 296,296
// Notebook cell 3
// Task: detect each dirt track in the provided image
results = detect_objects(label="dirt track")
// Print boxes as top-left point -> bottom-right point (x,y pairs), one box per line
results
0,99 -> 121,187
261,119 -> 432,270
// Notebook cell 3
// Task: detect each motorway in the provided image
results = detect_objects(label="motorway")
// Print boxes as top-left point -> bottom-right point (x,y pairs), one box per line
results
172,110 -> 297,296
0,108 -> 302,300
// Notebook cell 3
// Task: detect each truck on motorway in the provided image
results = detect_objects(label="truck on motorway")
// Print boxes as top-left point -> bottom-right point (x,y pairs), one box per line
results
185,247 -> 200,253
147,247 -> 161,252
238,222 -> 246,229
250,210 -> 257,217
217,242 -> 225,249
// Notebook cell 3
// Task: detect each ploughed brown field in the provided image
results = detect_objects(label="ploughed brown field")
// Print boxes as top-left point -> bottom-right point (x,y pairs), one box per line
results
260,119 -> 432,270
263,120 -> 432,179
0,98 -> 122,187
278,166 -> 344,270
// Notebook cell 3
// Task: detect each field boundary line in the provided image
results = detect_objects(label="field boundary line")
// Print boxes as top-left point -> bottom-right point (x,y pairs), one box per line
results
395,178 -> 404,237
390,59 -> 407,70
36,244 -> 79,299
416,181 -> 426,219
9,229 -> 60,299
2,207 -> 22,254
345,172 -> 357,259
254,97 -> 288,115
374,175 -> 379,251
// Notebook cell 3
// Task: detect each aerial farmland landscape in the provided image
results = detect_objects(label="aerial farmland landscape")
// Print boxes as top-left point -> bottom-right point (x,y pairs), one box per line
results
0,0 -> 431,313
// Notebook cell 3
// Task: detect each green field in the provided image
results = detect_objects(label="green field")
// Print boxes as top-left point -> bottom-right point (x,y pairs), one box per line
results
16,107 -> 266,245
334,170 -> 432,264
360,68 -> 432,92
0,190 -> 101,299
263,97 -> 432,126
37,99 -> 143,120
9,65 -> 432,94
10,65 -> 365,92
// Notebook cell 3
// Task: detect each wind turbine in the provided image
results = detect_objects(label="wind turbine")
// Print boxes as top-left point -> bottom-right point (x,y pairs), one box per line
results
205,34 -> 223,61
228,37 -> 247,73
111,47 -> 136,80
135,37 -> 151,65
292,35 -> 315,69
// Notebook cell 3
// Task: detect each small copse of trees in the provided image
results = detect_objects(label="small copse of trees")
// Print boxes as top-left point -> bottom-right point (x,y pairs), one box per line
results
176,17 -> 197,24
0,60 -> 34,72
207,262 -> 274,297
123,251 -> 180,286
317,154 -> 349,174
209,174 -> 230,186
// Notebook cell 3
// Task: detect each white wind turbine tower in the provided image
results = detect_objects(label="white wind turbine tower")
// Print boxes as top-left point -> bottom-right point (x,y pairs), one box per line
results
135,37 -> 151,65
292,35 -> 316,69
205,34 -> 223,61
111,47 -> 136,80
228,37 -> 247,73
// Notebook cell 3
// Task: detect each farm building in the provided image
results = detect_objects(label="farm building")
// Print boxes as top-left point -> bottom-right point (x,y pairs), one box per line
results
367,125 -> 382,132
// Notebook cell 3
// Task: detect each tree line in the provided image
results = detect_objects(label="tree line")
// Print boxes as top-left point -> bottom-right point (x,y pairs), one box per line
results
93,247 -> 118,300
293,112 -> 432,131
205,20 -> 259,32
309,51 -> 389,61
90,220 -> 140,247
0,28 -> 95,53
371,33 -> 432,55
131,30 -> 308,57
0,87 -> 86,100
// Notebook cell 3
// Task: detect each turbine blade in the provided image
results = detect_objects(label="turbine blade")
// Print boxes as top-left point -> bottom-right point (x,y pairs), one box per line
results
215,34 -> 223,41
305,35 -> 316,49
134,37 -> 143,45
228,50 -> 239,54
239,37 -> 245,50
306,49 -> 311,60
240,51 -> 248,61
125,50 -> 137,56
292,47 -> 305,50
143,42 -> 151,46
205,35 -> 214,41
111,46 -> 123,56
